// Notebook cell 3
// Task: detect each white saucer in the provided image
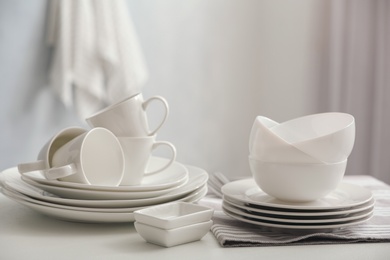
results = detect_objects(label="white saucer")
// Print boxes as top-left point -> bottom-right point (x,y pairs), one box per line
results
222,200 -> 374,224
20,157 -> 188,192
20,176 -> 188,200
221,179 -> 373,211
222,205 -> 373,231
1,165 -> 208,208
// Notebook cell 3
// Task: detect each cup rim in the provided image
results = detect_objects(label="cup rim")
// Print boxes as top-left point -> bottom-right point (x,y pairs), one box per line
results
85,93 -> 141,120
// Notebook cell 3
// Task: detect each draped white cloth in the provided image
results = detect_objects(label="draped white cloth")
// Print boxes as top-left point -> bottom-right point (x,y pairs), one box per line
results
47,0 -> 148,118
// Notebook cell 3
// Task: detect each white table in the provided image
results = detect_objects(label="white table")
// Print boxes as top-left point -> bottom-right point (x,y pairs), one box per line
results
0,194 -> 389,260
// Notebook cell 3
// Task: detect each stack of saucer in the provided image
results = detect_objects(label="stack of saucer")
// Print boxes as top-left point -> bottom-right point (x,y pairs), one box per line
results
0,157 -> 208,223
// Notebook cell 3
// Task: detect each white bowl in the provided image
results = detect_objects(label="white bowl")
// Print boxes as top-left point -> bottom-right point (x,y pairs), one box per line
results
271,112 -> 355,163
249,116 -> 324,163
249,157 -> 347,202
133,202 -> 214,229
134,220 -> 213,247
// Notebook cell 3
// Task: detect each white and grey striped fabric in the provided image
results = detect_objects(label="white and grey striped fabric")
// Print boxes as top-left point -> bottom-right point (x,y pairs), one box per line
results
201,175 -> 390,247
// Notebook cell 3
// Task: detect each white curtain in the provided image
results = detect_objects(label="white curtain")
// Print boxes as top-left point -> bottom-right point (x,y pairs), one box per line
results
318,0 -> 390,184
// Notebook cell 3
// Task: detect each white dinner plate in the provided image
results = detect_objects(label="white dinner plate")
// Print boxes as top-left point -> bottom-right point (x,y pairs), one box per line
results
222,206 -> 374,231
21,176 -> 188,200
20,157 -> 189,192
0,185 -> 208,223
224,196 -> 376,217
1,165 -> 208,208
221,179 -> 373,211
222,200 -> 374,224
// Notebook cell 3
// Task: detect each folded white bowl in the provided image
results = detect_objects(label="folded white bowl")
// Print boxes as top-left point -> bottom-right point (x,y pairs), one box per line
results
249,116 -> 324,163
271,112 -> 355,163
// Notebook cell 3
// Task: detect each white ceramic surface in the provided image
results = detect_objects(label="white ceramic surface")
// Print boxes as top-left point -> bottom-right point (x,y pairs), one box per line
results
118,136 -> 176,185
17,127 -> 87,174
249,116 -> 323,163
221,179 -> 373,211
222,200 -> 374,224
224,196 -> 376,217
86,93 -> 169,137
249,157 -> 347,202
21,157 -> 189,192
49,127 -> 125,186
134,202 -> 214,229
271,112 -> 355,163
134,220 -> 212,247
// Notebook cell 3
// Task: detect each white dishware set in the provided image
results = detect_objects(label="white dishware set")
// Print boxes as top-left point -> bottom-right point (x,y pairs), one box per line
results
0,93 -> 210,225
222,112 -> 375,232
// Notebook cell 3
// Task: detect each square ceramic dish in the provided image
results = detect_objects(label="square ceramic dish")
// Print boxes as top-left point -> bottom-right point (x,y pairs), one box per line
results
134,220 -> 213,247
133,202 -> 214,229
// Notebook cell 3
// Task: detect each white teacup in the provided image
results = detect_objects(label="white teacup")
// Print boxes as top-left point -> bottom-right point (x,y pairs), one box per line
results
48,127 -> 125,186
118,135 -> 177,186
85,93 -> 169,137
18,126 -> 87,175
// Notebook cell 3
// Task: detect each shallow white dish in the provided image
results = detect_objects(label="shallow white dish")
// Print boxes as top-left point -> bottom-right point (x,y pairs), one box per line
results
224,196 -> 376,217
20,157 -> 189,192
223,206 -> 373,231
134,220 -> 212,247
221,179 -> 372,211
134,202 -> 214,229
222,200 -> 374,224
1,165 -> 208,208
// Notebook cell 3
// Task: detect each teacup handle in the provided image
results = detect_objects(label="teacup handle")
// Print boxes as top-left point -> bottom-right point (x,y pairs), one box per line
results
18,160 -> 77,180
18,160 -> 47,174
145,141 -> 177,175
43,163 -> 78,180
142,96 -> 169,136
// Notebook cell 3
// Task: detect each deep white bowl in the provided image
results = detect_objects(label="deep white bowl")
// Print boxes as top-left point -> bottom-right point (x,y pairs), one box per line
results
271,112 -> 355,163
134,220 -> 212,247
249,157 -> 347,202
133,202 -> 214,229
249,116 -> 324,163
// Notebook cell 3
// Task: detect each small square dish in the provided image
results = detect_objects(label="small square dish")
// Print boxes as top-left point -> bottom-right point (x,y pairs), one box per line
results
134,220 -> 213,247
134,202 -> 214,229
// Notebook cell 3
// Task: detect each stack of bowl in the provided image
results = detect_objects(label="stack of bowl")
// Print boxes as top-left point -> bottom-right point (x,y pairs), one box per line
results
248,112 -> 355,202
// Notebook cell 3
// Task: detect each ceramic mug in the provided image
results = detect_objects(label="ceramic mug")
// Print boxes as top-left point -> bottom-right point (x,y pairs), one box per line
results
85,93 -> 169,137
118,135 -> 176,186
18,126 -> 87,175
48,127 -> 125,186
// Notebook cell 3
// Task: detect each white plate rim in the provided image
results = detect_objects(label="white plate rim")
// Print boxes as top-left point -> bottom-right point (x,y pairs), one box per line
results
221,179 -> 373,211
20,157 -> 189,192
222,206 -> 373,230
223,195 -> 376,217
0,185 -> 208,223
1,165 -> 208,208
222,200 -> 374,224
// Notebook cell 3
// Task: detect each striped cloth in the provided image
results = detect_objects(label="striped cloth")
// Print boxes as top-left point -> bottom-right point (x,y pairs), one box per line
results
199,175 -> 390,247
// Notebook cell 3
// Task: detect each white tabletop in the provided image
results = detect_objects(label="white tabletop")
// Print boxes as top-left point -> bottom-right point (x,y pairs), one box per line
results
0,194 -> 389,260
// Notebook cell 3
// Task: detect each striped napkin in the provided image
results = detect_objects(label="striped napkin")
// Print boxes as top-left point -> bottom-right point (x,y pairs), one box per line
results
200,175 -> 390,247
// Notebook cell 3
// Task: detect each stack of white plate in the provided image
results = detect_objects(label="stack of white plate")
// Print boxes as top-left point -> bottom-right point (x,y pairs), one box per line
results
221,179 -> 374,232
0,157 -> 208,223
